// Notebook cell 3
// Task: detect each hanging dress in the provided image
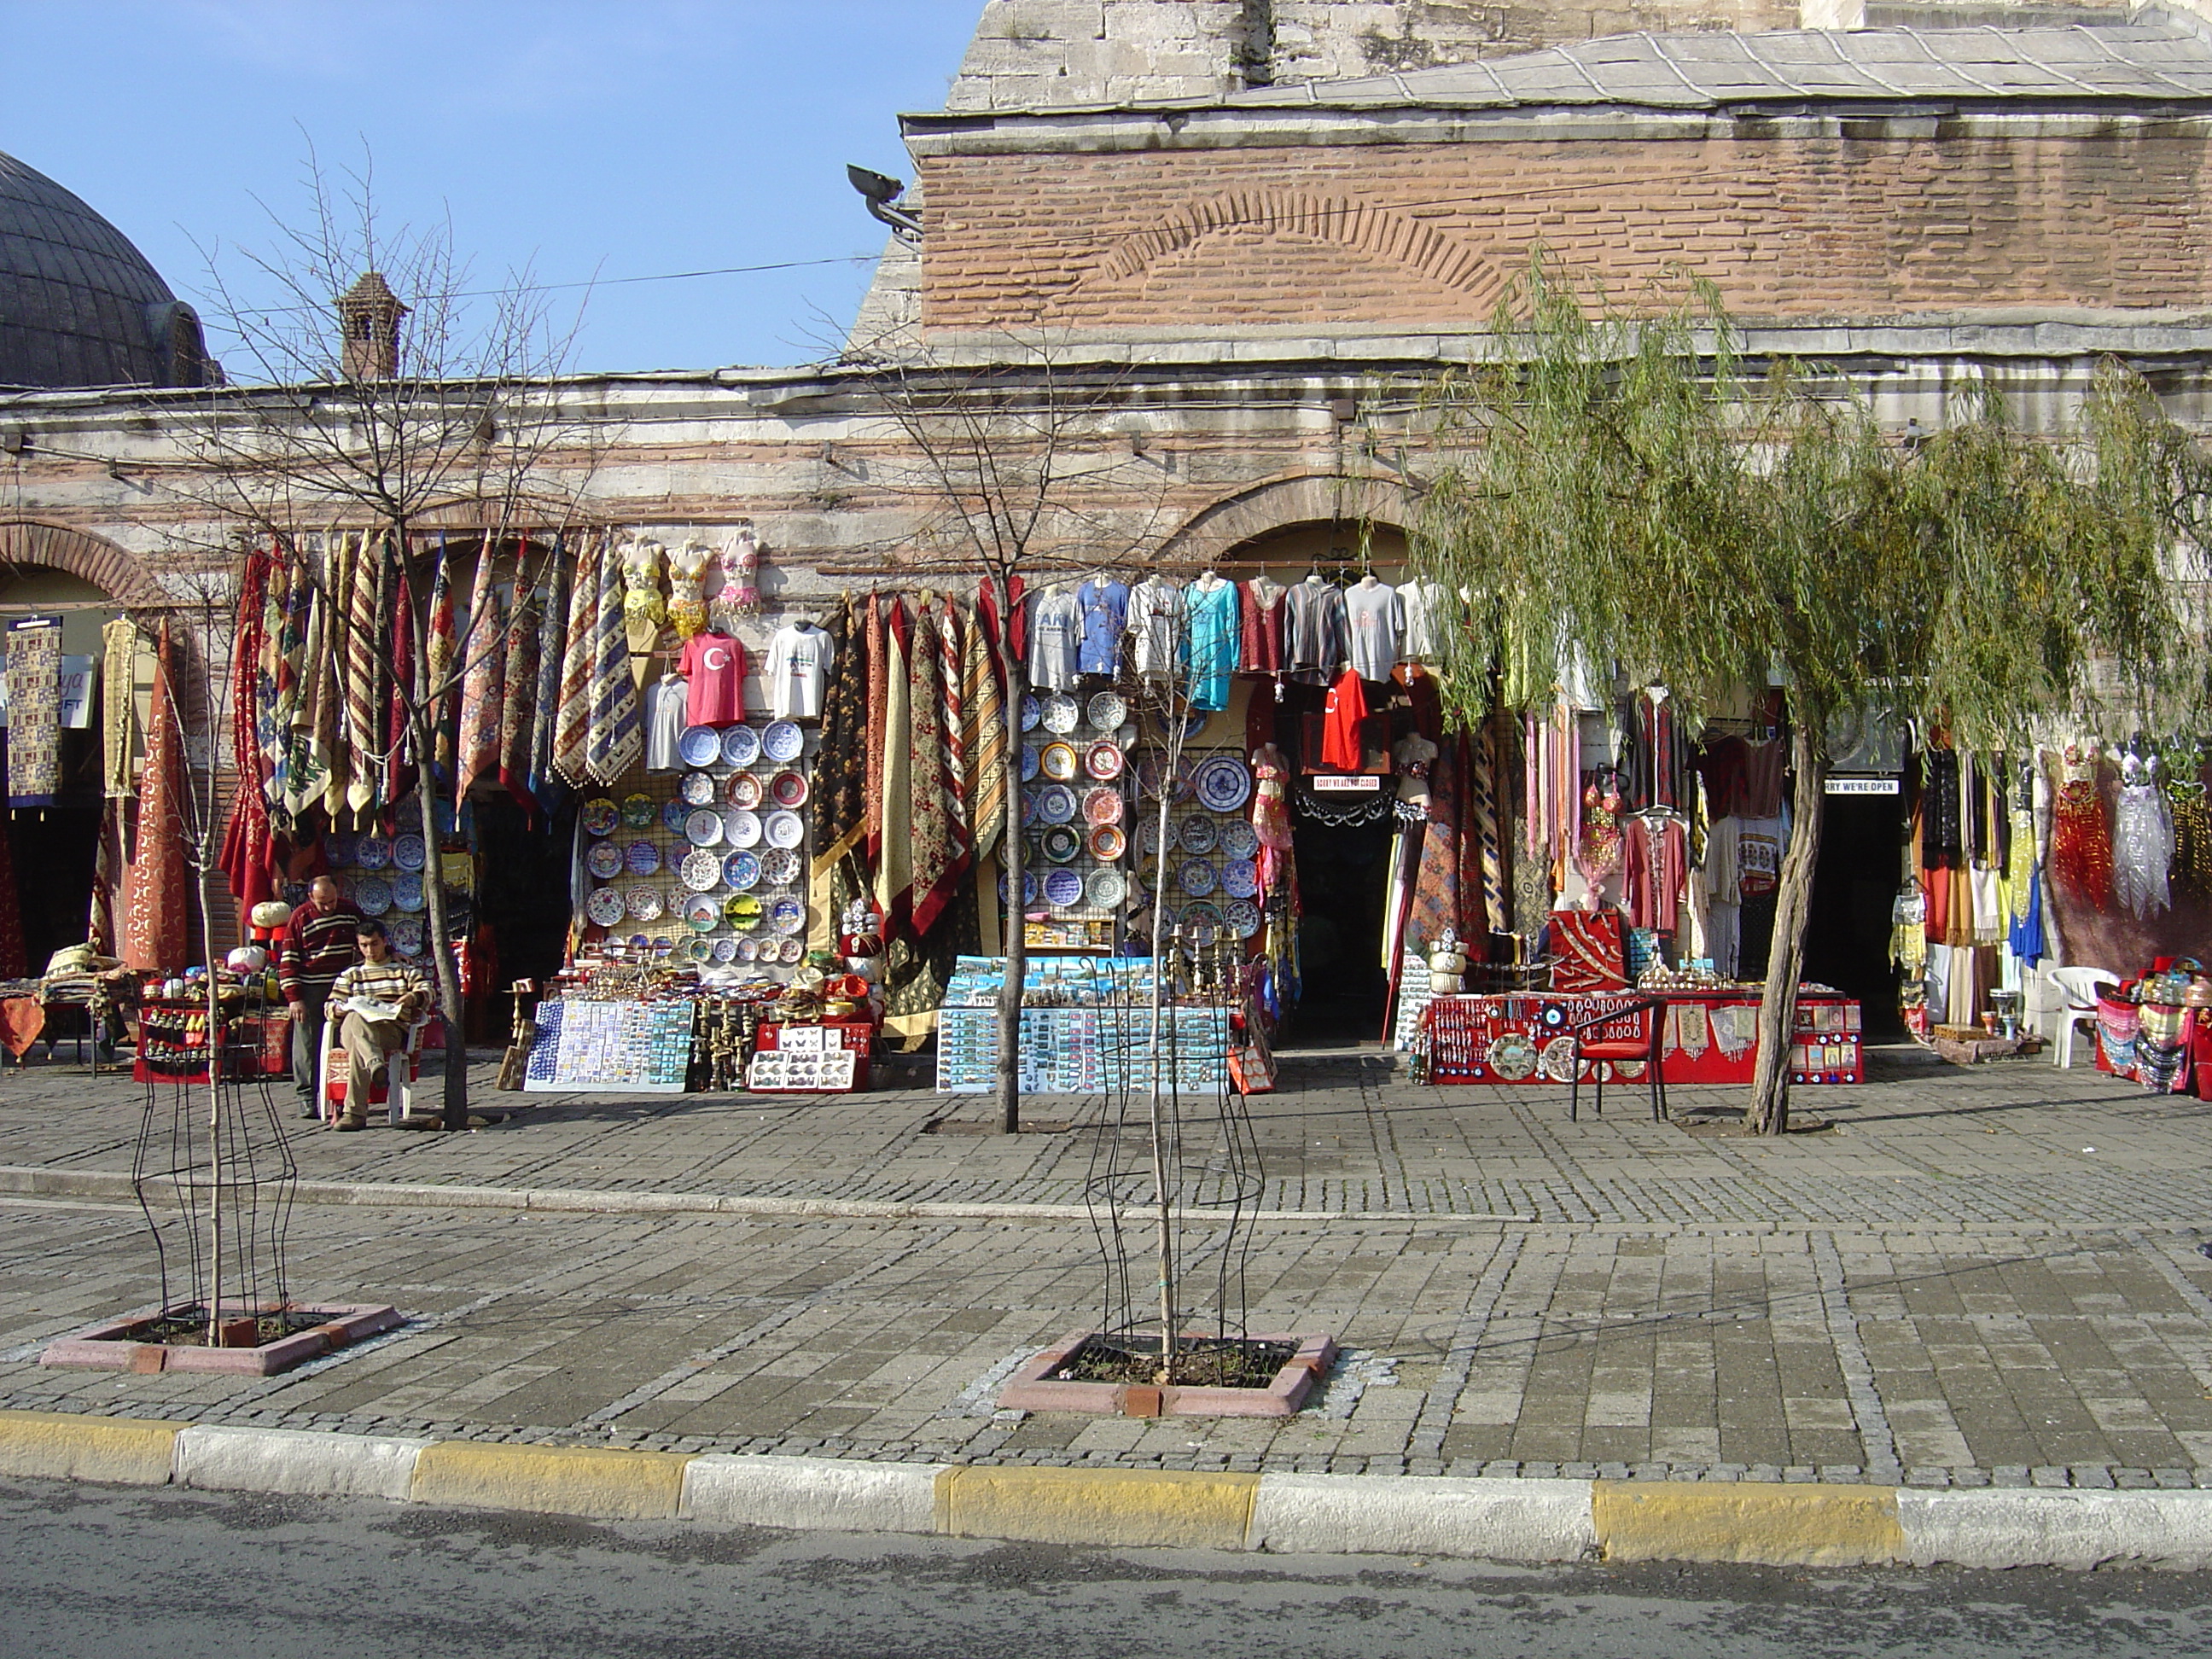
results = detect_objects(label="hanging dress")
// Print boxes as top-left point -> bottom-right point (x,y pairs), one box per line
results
1184,579 -> 1240,712
2110,755 -> 2174,920
2049,746 -> 2115,911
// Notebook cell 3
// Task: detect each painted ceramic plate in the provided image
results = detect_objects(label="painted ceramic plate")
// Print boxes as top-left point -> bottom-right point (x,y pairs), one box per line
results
721,724 -> 761,767
585,887 -> 626,928
620,793 -> 655,830
1540,1035 -> 1580,1084
683,938 -> 711,963
625,841 -> 661,876
764,810 -> 805,849
1136,818 -> 1165,857
736,936 -> 760,962
390,874 -> 424,913
1039,742 -> 1079,782
769,769 -> 809,808
761,720 -> 803,764
1019,792 -> 1038,829
760,847 -> 801,887
628,884 -> 663,920
580,799 -> 619,837
724,894 -> 764,930
388,915 -> 426,958
1179,814 -> 1219,855
681,770 -> 717,806
1086,741 -> 1124,780
1180,900 -> 1222,946
1223,897 -> 1261,940
726,771 -> 764,809
327,829 -> 358,868
1086,868 -> 1126,910
770,897 -> 805,935
1084,787 -> 1124,826
1086,690 -> 1126,731
712,937 -> 739,963
1043,868 -> 1086,909
684,894 -> 721,932
391,833 -> 428,873
1039,824 -> 1082,864
777,936 -> 805,965
1019,745 -> 1041,783
684,808 -> 725,847
353,875 -> 392,916
1088,824 -> 1126,862
662,798 -> 691,834
678,726 -> 720,768
1035,784 -> 1078,825
724,809 -> 762,848
1218,819 -> 1260,859
1019,694 -> 1041,732
354,835 -> 392,870
680,848 -> 724,892
585,841 -> 624,881
1135,754 -> 1192,803
998,869 -> 1041,905
1488,1031 -> 1538,1081
725,849 -> 761,890
1041,692 -> 1080,734
1191,754 -> 1252,813
1179,859 -> 1217,897
1220,858 -> 1259,899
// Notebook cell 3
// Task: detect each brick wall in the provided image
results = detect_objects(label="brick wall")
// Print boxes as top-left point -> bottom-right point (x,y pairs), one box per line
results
918,131 -> 2212,328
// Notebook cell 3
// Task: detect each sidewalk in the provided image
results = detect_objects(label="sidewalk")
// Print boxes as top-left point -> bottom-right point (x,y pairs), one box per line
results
2,1045 -> 2211,1499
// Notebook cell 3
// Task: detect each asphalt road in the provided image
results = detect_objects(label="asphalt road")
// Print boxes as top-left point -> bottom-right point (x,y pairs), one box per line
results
3,1480 -> 2210,1658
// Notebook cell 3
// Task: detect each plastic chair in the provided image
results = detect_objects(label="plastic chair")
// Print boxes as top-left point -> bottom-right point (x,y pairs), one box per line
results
1566,997 -> 1667,1123
317,1015 -> 429,1126
2047,967 -> 2118,1069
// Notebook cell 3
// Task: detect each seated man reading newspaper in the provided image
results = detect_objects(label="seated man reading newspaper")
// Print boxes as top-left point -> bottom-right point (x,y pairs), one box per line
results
322,920 -> 432,1130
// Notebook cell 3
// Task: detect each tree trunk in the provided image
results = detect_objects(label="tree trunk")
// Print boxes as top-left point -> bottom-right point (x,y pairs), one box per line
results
402,620 -> 470,1130
1748,712 -> 1826,1136
995,591 -> 1027,1135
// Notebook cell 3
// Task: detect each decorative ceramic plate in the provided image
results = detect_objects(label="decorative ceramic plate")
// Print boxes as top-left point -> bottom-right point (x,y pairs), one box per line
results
1086,868 -> 1126,909
998,870 -> 1041,905
1035,784 -> 1078,825
1018,694 -> 1041,732
1135,754 -> 1192,803
760,847 -> 801,887
619,841 -> 655,877
1179,859 -> 1217,897
580,800 -> 618,838
1039,742 -> 1079,783
388,915 -> 427,958
354,835 -> 392,870
724,894 -> 763,930
678,726 -> 720,768
1043,868 -> 1086,909
390,874 -> 424,913
353,875 -> 392,915
736,937 -> 760,962
1083,787 -> 1124,826
680,770 -> 716,806
721,724 -> 761,767
1039,824 -> 1082,864
684,938 -> 711,963
1086,741 -> 1124,780
712,937 -> 739,963
770,897 -> 805,935
724,849 -> 761,890
1220,859 -> 1259,899
1218,819 -> 1260,859
1019,745 -> 1041,783
1086,690 -> 1126,731
1136,818 -> 1165,857
328,829 -> 358,867
662,799 -> 691,833
764,810 -> 805,849
770,769 -> 809,808
391,833 -> 428,873
680,848 -> 724,891
1487,1031 -> 1538,1081
683,894 -> 721,931
1191,754 -> 1252,813
1179,815 -> 1219,855
761,720 -> 803,763
1223,897 -> 1261,940
1180,900 -> 1222,946
620,793 -> 655,829
1088,824 -> 1126,862
1041,692 -> 1080,734
684,808 -> 725,847
585,841 -> 624,881
585,887 -> 626,928
1019,793 -> 1038,829
626,886 -> 664,923
726,771 -> 764,809
1161,707 -> 1212,745
724,809 -> 762,848
766,935 -> 795,964
1540,1035 -> 1580,1084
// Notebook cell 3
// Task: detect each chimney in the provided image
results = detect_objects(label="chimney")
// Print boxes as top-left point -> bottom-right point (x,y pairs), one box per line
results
337,271 -> 407,380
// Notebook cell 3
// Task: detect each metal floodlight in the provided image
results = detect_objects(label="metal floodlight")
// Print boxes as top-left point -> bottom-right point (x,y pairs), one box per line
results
846,165 -> 922,242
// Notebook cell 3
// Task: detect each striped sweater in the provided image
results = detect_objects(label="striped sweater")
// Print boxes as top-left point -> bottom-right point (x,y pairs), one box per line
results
277,901 -> 366,1000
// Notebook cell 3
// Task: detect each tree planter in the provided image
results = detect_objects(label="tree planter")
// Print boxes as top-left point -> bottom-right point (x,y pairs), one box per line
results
41,1301 -> 402,1376
998,1329 -> 1336,1417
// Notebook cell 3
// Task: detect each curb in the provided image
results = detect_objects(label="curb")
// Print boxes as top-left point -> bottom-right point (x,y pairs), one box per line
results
7,1411 -> 2212,1567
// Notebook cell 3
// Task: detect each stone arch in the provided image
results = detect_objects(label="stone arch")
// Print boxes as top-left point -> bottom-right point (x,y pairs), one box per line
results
0,521 -> 173,610
1157,473 -> 1412,568
1074,191 -> 1502,306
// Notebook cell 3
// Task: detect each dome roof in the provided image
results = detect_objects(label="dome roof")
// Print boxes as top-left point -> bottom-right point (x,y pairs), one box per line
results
0,148 -> 208,389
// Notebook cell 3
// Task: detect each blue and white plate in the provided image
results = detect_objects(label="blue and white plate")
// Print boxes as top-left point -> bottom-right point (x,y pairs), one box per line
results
684,808 -> 725,847
725,849 -> 762,891
770,897 -> 806,935
661,799 -> 691,833
1019,694 -> 1041,732
391,833 -> 428,873
680,771 -> 716,806
760,847 -> 801,887
390,873 -> 425,912
1043,869 -> 1085,910
678,725 -> 720,768
327,829 -> 358,867
1020,745 -> 1041,783
761,720 -> 803,764
353,835 -> 391,870
1220,858 -> 1259,899
625,840 -> 661,877
353,875 -> 392,915
764,810 -> 805,849
1191,754 -> 1252,813
721,724 -> 761,767
680,848 -> 723,892
1218,819 -> 1260,859
1035,784 -> 1078,825
725,809 -> 763,849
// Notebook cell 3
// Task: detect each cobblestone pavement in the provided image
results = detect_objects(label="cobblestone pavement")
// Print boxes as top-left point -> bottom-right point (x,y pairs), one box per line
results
3,1043 -> 2212,1489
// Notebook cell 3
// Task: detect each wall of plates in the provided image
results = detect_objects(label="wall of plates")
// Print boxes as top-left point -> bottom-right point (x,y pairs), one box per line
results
327,827 -> 441,961
1016,689 -> 1135,949
1127,748 -> 1262,951
577,718 -> 814,973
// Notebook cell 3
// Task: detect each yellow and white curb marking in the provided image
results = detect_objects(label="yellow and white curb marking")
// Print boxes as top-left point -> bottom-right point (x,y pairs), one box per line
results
7,1412 -> 2212,1569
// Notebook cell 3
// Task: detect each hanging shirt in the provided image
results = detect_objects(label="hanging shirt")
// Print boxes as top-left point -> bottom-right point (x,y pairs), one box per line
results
678,631 -> 746,727
1397,579 -> 1449,661
1284,579 -> 1347,685
1027,589 -> 1081,690
1621,815 -> 1687,932
763,623 -> 834,720
1239,577 -> 1285,673
1737,816 -> 1784,898
1076,579 -> 1127,677
1343,579 -> 1400,682
1126,577 -> 1184,679
1184,579 -> 1240,712
1321,667 -> 1367,771
643,674 -> 689,769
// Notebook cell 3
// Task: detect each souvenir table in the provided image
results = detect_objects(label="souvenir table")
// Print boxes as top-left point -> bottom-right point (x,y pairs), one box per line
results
1419,988 -> 1862,1086
934,955 -> 1233,1095
748,1017 -> 871,1092
133,995 -> 289,1085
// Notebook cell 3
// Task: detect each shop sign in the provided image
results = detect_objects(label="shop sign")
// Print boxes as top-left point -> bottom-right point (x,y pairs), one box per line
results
1312,774 -> 1382,793
1825,776 -> 1899,795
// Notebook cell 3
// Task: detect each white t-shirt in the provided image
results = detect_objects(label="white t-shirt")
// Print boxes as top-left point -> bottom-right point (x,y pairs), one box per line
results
763,623 -> 835,719
644,675 -> 688,770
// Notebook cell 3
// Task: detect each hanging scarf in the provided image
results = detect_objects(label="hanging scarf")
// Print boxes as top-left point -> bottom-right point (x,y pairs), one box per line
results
810,594 -> 868,881
585,533 -> 641,783
386,566 -> 416,810
958,595 -> 1007,870
874,597 -> 913,932
527,539 -> 568,808
456,540 -> 505,799
343,531 -> 381,815
4,620 -> 62,805
424,534 -> 458,776
1406,732 -> 1464,952
284,566 -> 329,819
1469,719 -> 1508,934
550,533 -> 598,786
909,598 -> 969,938
498,559 -> 538,808
218,544 -> 276,908
863,593 -> 889,861
122,620 -> 189,971
315,535 -> 353,819
101,616 -> 138,799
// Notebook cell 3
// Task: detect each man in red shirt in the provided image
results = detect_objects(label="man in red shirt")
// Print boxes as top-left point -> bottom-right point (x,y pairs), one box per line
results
279,875 -> 365,1120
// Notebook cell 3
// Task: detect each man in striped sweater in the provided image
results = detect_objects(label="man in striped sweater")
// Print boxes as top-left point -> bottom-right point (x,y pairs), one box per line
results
323,921 -> 431,1129
279,875 -> 364,1119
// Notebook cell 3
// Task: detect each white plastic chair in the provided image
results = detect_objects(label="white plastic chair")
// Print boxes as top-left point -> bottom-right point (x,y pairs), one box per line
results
2047,967 -> 2118,1069
317,1015 -> 430,1126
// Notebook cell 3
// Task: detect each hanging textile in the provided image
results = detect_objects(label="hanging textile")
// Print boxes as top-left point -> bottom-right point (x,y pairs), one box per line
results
498,563 -> 539,807
456,541 -> 505,798
5,621 -> 61,805
908,599 -> 969,938
0,742 -> 22,978
284,573 -> 329,818
863,593 -> 889,861
342,532 -> 381,814
811,595 -> 869,881
122,621 -> 189,971
385,567 -> 416,808
1320,668 -> 1367,771
2112,757 -> 2174,920
550,534 -> 597,786
585,536 -> 642,783
317,535 -> 354,818
218,544 -> 277,910
939,598 -> 969,877
958,596 -> 1007,872
101,617 -> 138,799
88,801 -> 124,958
874,599 -> 913,932
1406,733 -> 1464,952
1469,721 -> 1508,934
527,541 -> 568,809
1185,578 -> 1240,712
1251,742 -> 1293,898
2049,748 -> 2114,911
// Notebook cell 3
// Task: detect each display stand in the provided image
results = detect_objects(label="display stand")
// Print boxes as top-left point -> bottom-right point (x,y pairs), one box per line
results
1420,989 -> 1861,1086
521,998 -> 694,1093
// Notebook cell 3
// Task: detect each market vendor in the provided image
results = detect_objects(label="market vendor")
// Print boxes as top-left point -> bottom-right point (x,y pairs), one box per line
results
323,921 -> 431,1130
278,875 -> 365,1120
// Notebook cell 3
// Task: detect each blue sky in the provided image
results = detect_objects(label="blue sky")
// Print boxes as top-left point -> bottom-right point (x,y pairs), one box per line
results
0,2 -> 980,374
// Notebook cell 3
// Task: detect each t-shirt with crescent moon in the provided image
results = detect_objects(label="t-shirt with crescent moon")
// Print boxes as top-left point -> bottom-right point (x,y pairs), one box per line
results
678,631 -> 747,726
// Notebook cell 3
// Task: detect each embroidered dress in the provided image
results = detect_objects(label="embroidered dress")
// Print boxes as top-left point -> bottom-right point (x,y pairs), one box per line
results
1238,578 -> 1285,673
1184,579 -> 1240,712
2050,748 -> 2114,910
2111,756 -> 2174,919
2169,779 -> 2212,899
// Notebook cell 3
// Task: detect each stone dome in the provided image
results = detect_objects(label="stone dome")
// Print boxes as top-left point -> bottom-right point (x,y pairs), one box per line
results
0,148 -> 209,389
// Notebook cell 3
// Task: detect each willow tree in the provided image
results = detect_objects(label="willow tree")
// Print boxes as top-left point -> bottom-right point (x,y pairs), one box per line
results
1412,259 -> 2212,1133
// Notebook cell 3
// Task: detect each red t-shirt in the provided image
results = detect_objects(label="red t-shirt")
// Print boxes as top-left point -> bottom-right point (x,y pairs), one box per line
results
1321,668 -> 1367,771
678,632 -> 747,726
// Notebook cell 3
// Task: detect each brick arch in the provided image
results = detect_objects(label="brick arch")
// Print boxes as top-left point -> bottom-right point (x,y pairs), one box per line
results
1074,191 -> 1503,306
0,521 -> 172,609
1158,473 -> 1411,568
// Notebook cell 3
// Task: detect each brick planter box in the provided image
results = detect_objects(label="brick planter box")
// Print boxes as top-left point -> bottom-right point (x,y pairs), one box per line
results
998,1328 -> 1336,1417
41,1301 -> 403,1377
